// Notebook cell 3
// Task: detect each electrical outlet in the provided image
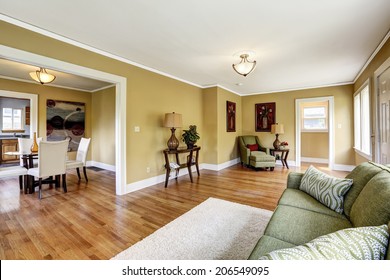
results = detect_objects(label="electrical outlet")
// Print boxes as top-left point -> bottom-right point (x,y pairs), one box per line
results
146,167 -> 150,173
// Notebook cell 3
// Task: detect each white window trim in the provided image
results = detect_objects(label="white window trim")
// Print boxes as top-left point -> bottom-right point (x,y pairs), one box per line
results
301,104 -> 328,133
353,79 -> 371,158
2,107 -> 24,131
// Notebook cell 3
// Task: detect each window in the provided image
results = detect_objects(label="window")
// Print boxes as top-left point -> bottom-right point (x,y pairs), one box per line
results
301,103 -> 328,132
2,108 -> 23,130
354,83 -> 370,157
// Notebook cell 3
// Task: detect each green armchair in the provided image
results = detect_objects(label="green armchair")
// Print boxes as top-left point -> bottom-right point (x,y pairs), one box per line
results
238,135 -> 268,166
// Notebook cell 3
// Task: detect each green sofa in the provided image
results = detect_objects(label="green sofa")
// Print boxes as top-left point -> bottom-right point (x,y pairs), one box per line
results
249,161 -> 390,260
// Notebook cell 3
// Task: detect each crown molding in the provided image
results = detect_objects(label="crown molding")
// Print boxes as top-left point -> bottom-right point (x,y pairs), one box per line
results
353,29 -> 390,83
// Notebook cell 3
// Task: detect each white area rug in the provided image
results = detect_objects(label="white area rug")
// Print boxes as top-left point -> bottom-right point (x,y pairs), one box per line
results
111,197 -> 273,260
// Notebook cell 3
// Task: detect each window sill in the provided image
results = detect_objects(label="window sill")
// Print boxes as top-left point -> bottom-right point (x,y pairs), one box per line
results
354,148 -> 372,161
1,129 -> 25,133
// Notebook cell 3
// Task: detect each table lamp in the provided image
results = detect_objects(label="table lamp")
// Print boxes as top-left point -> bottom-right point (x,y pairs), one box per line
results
164,112 -> 182,150
271,123 -> 284,149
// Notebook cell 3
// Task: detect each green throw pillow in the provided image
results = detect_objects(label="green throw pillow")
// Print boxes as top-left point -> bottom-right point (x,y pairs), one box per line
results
260,224 -> 389,260
299,165 -> 353,214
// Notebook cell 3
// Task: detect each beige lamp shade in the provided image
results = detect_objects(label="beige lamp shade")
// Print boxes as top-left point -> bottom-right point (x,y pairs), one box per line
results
164,112 -> 182,128
271,123 -> 284,149
164,112 -> 182,150
271,123 -> 284,135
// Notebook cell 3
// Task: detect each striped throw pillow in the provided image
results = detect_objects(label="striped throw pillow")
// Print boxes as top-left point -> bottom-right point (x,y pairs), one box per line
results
299,165 -> 353,214
260,224 -> 389,260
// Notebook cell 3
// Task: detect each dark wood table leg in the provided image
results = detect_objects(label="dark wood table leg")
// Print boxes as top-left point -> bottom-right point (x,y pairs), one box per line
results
164,152 -> 170,188
283,150 -> 290,169
195,149 -> 200,176
187,150 -> 193,182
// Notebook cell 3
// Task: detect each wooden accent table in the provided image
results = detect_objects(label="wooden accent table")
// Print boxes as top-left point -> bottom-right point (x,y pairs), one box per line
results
270,148 -> 290,169
163,146 -> 201,187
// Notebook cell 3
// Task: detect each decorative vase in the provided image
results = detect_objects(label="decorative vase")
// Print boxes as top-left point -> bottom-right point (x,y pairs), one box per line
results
262,116 -> 268,129
186,142 -> 195,149
31,132 -> 39,153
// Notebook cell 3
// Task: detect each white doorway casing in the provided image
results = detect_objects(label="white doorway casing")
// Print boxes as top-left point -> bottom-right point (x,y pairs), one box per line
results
374,56 -> 390,164
295,96 -> 335,169
0,45 -> 127,195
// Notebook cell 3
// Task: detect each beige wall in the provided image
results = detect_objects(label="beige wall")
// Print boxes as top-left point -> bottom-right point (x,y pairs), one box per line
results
202,87 -> 218,164
0,20 -> 204,185
301,133 -> 329,159
91,86 -> 116,166
216,87 -> 242,164
242,85 -> 354,165
0,78 -> 92,160
354,38 -> 390,165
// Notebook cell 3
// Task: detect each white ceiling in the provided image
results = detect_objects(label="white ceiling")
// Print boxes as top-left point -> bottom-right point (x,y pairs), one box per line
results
1,0 -> 390,95
0,58 -> 112,92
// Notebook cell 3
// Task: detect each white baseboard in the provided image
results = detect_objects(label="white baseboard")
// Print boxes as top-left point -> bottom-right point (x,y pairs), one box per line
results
126,158 -> 240,193
332,164 -> 355,172
275,160 -> 296,167
301,157 -> 329,164
126,166 -> 197,193
202,158 -> 240,171
87,160 -> 116,172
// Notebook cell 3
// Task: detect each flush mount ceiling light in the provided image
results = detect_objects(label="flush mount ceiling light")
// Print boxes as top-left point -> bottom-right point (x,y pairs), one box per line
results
29,67 -> 56,84
232,53 -> 256,77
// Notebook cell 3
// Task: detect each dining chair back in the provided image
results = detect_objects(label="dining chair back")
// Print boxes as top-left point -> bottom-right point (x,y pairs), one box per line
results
66,137 -> 91,181
38,140 -> 68,178
0,166 -> 28,190
18,138 -> 33,154
28,140 -> 69,199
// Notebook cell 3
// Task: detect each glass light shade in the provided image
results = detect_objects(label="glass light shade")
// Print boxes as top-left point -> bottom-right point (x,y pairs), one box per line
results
29,68 -> 56,84
232,54 -> 256,77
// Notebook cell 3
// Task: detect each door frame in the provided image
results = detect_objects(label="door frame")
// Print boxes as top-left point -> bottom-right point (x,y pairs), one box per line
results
374,56 -> 390,163
0,45 -> 127,195
295,96 -> 335,169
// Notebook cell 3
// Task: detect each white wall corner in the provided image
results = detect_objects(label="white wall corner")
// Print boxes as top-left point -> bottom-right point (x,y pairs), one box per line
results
332,164 -> 355,172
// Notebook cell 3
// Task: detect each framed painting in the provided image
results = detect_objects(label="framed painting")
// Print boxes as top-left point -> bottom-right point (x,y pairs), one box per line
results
46,99 -> 85,151
226,101 -> 236,132
255,102 -> 275,132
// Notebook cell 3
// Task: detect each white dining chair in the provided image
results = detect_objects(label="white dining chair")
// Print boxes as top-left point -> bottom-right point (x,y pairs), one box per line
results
0,166 -> 28,190
17,138 -> 38,168
27,140 -> 69,200
66,137 -> 91,182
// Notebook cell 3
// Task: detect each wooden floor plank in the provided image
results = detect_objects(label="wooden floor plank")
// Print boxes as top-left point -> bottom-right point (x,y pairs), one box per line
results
0,163 -> 348,259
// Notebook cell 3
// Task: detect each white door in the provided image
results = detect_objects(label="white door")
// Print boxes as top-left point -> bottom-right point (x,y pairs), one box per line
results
378,66 -> 390,164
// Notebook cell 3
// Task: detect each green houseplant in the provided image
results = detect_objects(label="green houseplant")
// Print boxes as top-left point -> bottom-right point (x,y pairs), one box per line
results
182,125 -> 200,149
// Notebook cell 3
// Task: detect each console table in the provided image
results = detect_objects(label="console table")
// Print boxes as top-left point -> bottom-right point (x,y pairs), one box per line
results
163,146 -> 201,188
270,148 -> 290,169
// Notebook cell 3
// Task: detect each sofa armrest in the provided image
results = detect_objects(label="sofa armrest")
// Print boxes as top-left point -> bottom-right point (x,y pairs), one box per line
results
287,172 -> 304,189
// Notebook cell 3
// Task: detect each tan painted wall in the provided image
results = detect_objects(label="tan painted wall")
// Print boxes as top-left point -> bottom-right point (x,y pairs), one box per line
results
0,78 -> 92,161
202,87 -> 218,164
217,87 -> 242,164
354,38 -> 390,165
242,85 -> 354,165
91,86 -> 116,166
0,20 -> 203,184
301,133 -> 329,159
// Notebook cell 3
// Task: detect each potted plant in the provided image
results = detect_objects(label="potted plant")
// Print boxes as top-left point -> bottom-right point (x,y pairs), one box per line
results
182,125 -> 200,149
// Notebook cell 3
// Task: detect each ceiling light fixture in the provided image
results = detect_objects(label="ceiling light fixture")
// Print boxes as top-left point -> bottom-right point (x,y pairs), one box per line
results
29,67 -> 56,84
232,54 -> 256,77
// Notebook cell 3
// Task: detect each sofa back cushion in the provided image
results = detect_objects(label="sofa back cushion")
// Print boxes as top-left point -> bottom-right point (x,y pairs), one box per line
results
299,165 -> 353,214
350,170 -> 390,227
344,162 -> 384,218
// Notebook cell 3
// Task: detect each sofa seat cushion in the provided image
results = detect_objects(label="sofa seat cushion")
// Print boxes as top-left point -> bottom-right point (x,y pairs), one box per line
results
249,151 -> 275,162
278,189 -> 349,219
248,235 -> 295,259
264,205 -> 352,246
260,224 -> 389,260
344,162 -> 385,218
299,165 -> 353,214
350,170 -> 390,227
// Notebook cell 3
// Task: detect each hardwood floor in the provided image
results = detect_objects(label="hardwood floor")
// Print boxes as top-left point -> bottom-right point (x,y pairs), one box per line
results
0,163 -> 348,260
